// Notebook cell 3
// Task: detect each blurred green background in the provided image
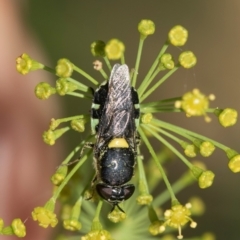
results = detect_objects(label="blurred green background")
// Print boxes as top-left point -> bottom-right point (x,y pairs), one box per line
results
18,0 -> 240,239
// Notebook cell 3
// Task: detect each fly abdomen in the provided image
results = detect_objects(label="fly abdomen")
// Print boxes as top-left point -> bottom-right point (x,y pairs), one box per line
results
99,148 -> 135,186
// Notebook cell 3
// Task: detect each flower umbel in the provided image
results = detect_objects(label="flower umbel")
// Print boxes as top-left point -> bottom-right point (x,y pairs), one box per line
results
14,19 -> 239,240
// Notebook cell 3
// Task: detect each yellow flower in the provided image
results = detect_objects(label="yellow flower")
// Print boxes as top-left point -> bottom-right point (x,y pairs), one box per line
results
63,219 -> 81,231
71,119 -> 86,132
148,220 -> 166,236
32,207 -> 58,228
16,53 -> 44,75
198,170 -> 215,189
164,203 -> 197,239
11,219 -> 26,238
35,82 -> 56,100
218,108 -> 238,127
200,141 -> 215,157
105,39 -> 125,60
108,208 -> 126,223
136,194 -> 153,205
42,127 -> 69,146
56,58 -> 73,78
168,25 -> 188,46
176,89 -> 211,120
51,165 -> 68,185
81,229 -> 113,240
179,51 -> 197,69
138,19 -> 155,38
160,53 -> 175,70
228,154 -> 240,173
56,78 -> 78,96
184,144 -> 197,158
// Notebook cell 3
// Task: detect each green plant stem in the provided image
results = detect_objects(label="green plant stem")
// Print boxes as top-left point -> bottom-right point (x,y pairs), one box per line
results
67,77 -> 92,93
140,66 -> 179,102
152,118 -> 230,151
144,124 -> 193,169
138,67 -> 161,97
138,127 -> 177,202
137,42 -> 169,96
53,151 -> 91,201
121,54 -> 125,64
137,147 -> 150,195
132,38 -> 145,87
66,92 -> 92,99
43,65 -> 55,74
72,64 -> 98,85
153,171 -> 195,206
103,56 -> 112,71
99,68 -> 108,80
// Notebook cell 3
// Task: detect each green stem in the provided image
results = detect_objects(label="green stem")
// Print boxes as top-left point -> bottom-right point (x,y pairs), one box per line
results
138,127 -> 177,202
138,67 -> 161,97
140,97 -> 182,108
144,124 -> 193,169
137,42 -> 169,96
141,106 -> 181,113
43,65 -> 55,74
152,118 -> 230,151
132,37 -> 145,87
66,92 -> 92,99
72,64 -> 98,85
121,54 -> 125,64
153,171 -> 195,207
67,77 -> 92,93
140,66 -> 179,102
137,147 -> 150,195
103,56 -> 112,71
99,68 -> 108,80
53,152 -> 90,200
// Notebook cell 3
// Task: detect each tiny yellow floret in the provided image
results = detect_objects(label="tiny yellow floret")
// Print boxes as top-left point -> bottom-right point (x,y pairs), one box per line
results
138,19 -> 155,38
168,25 -> 188,46
11,219 -> 26,238
108,208 -> 126,223
218,108 -> 238,127
228,154 -> 240,173
179,51 -> 197,69
108,138 -> 129,148
63,219 -> 81,231
35,82 -> 56,100
198,170 -> 215,188
137,194 -> 153,205
16,53 -> 44,75
56,58 -> 73,78
105,39 -> 125,60
200,141 -> 215,157
32,207 -> 58,228
81,229 -> 113,240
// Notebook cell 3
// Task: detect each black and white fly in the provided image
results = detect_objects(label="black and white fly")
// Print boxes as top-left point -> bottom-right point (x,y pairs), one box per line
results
91,64 -> 140,212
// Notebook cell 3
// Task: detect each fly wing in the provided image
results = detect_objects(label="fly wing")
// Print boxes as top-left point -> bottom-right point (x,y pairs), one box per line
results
95,64 -> 136,152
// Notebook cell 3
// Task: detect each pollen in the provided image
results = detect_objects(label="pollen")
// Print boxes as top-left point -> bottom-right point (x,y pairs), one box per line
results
108,138 -> 129,148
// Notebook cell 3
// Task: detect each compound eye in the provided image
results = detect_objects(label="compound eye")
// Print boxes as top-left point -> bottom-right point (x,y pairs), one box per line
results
122,184 -> 135,200
96,184 -> 113,201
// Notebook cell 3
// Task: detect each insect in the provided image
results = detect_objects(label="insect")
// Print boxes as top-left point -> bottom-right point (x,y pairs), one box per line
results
91,64 -> 140,212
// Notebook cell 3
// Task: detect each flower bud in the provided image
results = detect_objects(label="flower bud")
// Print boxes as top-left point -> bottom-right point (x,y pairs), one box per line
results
35,82 -> 56,100
168,25 -> 188,46
138,19 -> 155,39
179,51 -> 197,69
105,39 -> 125,60
16,53 -> 44,75
90,40 -> 106,57
56,58 -> 73,78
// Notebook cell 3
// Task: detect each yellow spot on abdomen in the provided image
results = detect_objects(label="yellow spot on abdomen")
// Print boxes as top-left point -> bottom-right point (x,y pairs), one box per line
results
108,138 -> 129,148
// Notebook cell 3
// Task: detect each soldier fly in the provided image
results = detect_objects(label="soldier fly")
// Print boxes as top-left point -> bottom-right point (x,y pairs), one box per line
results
91,64 -> 140,212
